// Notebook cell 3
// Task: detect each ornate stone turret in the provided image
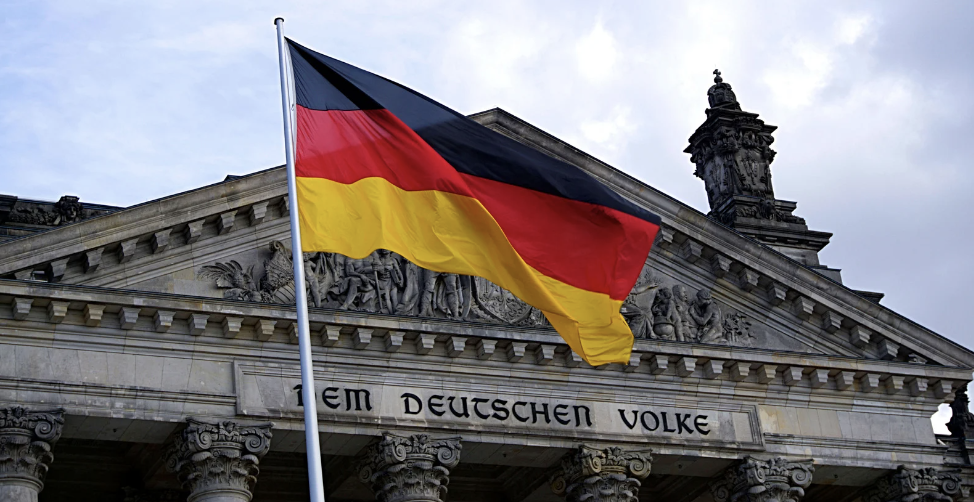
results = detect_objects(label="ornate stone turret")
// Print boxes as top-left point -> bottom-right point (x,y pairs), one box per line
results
549,445 -> 652,502
685,70 -> 836,277
358,432 -> 462,502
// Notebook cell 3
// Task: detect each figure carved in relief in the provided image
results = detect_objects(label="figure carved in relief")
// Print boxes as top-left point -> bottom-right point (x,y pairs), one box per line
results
339,255 -> 377,311
671,285 -> 693,342
372,250 -> 404,314
421,271 -> 462,319
690,289 -> 723,343
651,288 -> 678,340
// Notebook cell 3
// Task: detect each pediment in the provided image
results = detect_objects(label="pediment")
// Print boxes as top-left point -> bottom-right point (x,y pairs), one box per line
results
1,110 -> 971,370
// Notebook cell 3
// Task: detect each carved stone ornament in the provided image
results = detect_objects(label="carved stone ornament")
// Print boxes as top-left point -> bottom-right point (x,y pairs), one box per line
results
622,269 -> 754,347
358,432 -> 462,502
685,71 -> 809,229
862,466 -> 966,502
711,456 -> 814,502
164,418 -> 272,502
2,195 -> 110,227
549,445 -> 652,502
200,242 -> 760,348
0,406 -> 64,491
198,241 -> 547,326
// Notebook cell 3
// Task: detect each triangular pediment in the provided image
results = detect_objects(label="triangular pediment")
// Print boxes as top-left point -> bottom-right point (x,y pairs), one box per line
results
1,109 -> 971,369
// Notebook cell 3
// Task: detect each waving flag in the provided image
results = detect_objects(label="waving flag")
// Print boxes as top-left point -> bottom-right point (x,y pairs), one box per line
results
286,39 -> 661,365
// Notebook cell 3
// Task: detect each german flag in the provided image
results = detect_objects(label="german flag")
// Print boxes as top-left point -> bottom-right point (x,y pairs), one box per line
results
287,39 -> 661,365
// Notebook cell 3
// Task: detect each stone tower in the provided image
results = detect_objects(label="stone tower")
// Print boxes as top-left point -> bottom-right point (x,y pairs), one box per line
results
684,70 -> 838,280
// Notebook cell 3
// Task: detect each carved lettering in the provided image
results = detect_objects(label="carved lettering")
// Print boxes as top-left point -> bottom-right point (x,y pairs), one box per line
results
322,387 -> 341,410
574,405 -> 593,427
512,401 -> 530,423
345,388 -> 372,411
428,395 -> 446,417
402,393 -> 422,415
662,412 -> 676,432
472,398 -> 490,419
619,409 -> 638,430
641,411 -> 660,431
531,402 -> 550,424
676,413 -> 693,434
553,404 -> 571,425
491,400 -> 510,421
695,415 -> 711,435
447,396 -> 469,418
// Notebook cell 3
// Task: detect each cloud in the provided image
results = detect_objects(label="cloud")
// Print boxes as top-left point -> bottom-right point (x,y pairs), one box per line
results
575,21 -> 618,83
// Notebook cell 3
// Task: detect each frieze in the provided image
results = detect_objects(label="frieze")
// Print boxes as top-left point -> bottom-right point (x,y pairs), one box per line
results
200,240 -> 753,347
234,363 -> 764,448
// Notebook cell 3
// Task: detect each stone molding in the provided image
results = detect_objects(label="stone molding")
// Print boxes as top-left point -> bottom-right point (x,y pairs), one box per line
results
550,445 -> 652,502
711,456 -> 814,502
164,418 -> 272,502
862,466 -> 966,502
0,406 -> 64,491
1,282 -> 966,401
358,432 -> 461,502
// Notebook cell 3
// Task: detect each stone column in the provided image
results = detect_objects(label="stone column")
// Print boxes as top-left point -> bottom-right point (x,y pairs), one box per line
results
0,406 -> 64,502
164,418 -> 273,502
710,456 -> 814,502
549,445 -> 653,502
358,432 -> 462,502
862,466 -> 967,502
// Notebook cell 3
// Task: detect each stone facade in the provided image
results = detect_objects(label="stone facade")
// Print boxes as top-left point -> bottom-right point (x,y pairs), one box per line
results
0,87 -> 972,502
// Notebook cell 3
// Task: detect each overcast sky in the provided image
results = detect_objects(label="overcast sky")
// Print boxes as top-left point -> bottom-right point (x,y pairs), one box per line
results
2,1 -> 972,430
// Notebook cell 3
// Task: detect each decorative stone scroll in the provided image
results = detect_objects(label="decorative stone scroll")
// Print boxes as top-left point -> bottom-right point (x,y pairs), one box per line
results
549,445 -> 652,502
0,406 -> 64,498
358,432 -> 462,502
164,418 -> 273,502
862,466 -> 966,502
711,456 -> 814,502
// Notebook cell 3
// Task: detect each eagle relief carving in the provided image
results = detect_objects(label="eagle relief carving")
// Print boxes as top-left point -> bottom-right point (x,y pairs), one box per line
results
198,240 -> 751,344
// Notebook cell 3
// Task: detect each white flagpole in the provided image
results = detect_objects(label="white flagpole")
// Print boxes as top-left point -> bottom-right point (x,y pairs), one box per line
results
274,17 -> 327,502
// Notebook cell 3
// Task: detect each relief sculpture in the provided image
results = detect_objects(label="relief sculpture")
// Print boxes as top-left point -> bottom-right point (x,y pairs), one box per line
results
199,240 -> 751,345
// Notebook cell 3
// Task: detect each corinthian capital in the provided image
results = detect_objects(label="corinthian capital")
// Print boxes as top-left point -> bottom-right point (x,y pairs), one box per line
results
164,418 -> 272,502
550,445 -> 653,502
711,456 -> 814,502
863,466 -> 967,502
358,432 -> 462,502
0,406 -> 64,491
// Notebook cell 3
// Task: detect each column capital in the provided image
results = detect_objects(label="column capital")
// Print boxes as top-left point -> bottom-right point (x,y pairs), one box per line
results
863,466 -> 966,502
164,418 -> 273,502
358,432 -> 462,502
550,445 -> 653,502
0,406 -> 64,491
711,456 -> 814,502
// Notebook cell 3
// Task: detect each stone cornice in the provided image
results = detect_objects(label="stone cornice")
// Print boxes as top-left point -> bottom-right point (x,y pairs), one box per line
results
1,280 -> 967,409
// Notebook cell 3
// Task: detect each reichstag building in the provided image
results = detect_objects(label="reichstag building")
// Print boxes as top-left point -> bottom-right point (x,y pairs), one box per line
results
1,73 -> 972,502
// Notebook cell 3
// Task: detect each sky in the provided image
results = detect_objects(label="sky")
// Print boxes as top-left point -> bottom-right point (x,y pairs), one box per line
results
2,1 -> 973,431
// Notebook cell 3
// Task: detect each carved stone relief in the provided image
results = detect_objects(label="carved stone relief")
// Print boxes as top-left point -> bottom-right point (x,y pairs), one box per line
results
622,267 -> 754,347
198,240 -> 548,328
199,240 -> 756,347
